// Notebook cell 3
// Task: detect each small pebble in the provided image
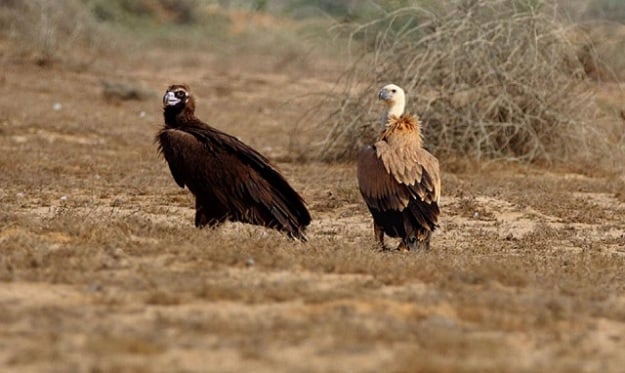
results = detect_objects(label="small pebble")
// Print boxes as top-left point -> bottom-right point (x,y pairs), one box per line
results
60,195 -> 68,201
52,102 -> 62,111
246,258 -> 255,267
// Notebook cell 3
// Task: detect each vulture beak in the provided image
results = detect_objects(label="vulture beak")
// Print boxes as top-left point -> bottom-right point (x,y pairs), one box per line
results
378,89 -> 389,101
163,91 -> 181,107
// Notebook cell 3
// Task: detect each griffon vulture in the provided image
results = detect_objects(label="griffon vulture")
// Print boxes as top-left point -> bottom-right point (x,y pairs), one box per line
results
157,84 -> 311,240
357,84 -> 441,250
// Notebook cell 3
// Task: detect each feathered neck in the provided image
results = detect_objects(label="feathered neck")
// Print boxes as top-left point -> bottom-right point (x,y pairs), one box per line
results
380,96 -> 406,128
379,114 -> 423,147
163,104 -> 197,128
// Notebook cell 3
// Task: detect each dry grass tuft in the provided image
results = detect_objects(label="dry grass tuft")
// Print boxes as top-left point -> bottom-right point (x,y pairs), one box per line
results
312,0 -> 623,165
0,0 -> 107,66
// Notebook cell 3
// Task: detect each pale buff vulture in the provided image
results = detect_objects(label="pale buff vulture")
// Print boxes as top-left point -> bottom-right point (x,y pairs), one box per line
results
357,84 -> 441,250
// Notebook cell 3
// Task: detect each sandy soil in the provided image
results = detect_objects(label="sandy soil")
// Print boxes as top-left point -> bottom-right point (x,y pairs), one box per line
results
2,40 -> 625,372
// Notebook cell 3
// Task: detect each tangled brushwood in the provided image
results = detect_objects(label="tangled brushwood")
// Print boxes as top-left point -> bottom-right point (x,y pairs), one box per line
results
315,0 -> 609,164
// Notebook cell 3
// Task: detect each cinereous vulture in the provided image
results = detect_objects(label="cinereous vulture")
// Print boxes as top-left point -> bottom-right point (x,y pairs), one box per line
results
157,84 -> 311,240
357,84 -> 441,250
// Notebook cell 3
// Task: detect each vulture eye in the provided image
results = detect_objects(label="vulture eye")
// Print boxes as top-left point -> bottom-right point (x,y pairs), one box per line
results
391,89 -> 397,93
175,91 -> 186,98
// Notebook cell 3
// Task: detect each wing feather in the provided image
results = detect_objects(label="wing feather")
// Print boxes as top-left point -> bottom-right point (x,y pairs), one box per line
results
358,130 -> 441,233
357,145 -> 411,212
157,125 -> 310,237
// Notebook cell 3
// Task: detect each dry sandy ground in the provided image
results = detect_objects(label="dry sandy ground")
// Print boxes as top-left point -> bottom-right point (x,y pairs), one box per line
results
2,43 -> 625,372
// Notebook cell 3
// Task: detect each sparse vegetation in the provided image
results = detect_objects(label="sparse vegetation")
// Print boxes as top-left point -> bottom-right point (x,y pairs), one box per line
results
313,0 -> 625,166
2,0 -> 625,371
0,0 -> 105,66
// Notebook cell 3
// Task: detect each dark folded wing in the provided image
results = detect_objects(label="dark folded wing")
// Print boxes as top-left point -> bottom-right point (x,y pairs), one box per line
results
157,126 -> 311,236
157,129 -> 199,188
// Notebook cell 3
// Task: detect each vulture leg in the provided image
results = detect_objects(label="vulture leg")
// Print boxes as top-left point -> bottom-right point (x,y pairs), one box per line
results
374,222 -> 386,250
195,203 -> 211,228
194,199 -> 227,228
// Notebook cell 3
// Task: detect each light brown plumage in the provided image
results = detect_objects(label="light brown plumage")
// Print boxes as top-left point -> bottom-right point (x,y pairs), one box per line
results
357,84 -> 441,250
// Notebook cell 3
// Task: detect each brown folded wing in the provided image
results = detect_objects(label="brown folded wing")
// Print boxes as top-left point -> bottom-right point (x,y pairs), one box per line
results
357,139 -> 440,231
157,126 -> 311,238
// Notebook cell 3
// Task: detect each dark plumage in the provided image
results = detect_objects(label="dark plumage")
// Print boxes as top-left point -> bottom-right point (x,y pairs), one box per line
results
357,84 -> 441,250
156,84 -> 311,240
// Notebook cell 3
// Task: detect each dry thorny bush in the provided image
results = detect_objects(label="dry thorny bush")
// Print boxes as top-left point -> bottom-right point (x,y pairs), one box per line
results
0,0 -> 108,66
311,0 -> 621,165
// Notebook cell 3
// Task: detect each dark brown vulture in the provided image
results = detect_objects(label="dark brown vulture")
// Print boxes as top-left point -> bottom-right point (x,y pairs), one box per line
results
156,84 -> 311,240
357,84 -> 441,250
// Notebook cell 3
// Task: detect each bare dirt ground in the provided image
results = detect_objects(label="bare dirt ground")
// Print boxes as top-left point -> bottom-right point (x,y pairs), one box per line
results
2,41 -> 625,372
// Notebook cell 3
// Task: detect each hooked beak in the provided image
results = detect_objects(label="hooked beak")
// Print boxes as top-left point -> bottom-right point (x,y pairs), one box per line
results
378,89 -> 389,101
163,91 -> 181,107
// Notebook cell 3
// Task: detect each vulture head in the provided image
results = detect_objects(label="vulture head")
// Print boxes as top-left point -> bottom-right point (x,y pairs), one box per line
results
163,84 -> 195,125
378,84 -> 406,126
